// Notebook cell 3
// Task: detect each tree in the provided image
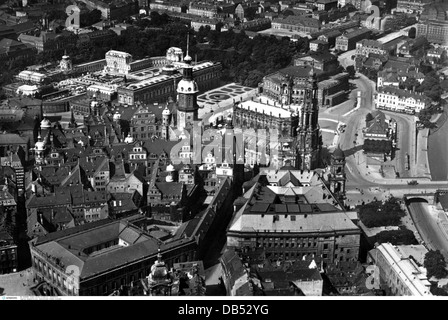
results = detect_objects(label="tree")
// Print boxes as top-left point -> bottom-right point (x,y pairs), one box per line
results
358,197 -> 405,228
346,65 -> 356,79
244,70 -> 264,87
424,250 -> 448,279
430,282 -> 448,296
375,228 -> 418,245
401,77 -> 420,91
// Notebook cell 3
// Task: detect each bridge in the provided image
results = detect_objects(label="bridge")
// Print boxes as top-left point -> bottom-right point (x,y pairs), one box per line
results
377,24 -> 418,44
403,193 -> 434,205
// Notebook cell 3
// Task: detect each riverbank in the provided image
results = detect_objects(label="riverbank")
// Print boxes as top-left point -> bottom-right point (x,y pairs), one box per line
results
428,110 -> 448,181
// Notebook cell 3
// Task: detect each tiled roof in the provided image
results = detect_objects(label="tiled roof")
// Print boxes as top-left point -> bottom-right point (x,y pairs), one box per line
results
0,133 -> 29,145
228,170 -> 358,234
33,218 -> 161,279
154,181 -> 183,196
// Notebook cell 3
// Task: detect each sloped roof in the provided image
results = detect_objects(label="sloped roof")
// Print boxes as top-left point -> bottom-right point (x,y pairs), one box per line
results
0,133 -> 28,145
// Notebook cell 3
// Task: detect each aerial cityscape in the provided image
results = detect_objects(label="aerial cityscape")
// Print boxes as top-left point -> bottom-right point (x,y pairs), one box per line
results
0,0 -> 448,298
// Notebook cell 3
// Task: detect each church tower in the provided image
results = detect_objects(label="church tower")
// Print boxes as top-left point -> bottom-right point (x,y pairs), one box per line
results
176,35 -> 199,131
162,105 -> 171,140
295,66 -> 321,170
329,145 -> 346,199
34,135 -> 46,165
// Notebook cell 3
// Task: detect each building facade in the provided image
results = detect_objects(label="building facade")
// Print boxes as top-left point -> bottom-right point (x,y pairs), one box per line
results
375,86 -> 430,114
367,243 -> 432,296
416,2 -> 448,46
0,231 -> 18,274
355,39 -> 387,57
395,0 -> 432,14
227,168 -> 359,265
335,28 -> 372,51
272,16 -> 321,33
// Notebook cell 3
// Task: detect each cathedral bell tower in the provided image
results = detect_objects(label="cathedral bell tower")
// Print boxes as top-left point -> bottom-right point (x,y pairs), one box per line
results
329,145 -> 346,200
176,35 -> 199,131
295,66 -> 321,170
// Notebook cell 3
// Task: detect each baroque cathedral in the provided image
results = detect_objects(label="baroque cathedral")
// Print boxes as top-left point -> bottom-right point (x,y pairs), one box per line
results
232,65 -> 323,170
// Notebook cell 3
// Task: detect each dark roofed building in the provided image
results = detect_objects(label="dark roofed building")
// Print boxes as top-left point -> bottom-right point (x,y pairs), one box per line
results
0,229 -> 18,274
0,25 -> 17,41
29,216 -> 195,296
220,248 -> 255,296
364,110 -> 394,140
227,168 -> 360,265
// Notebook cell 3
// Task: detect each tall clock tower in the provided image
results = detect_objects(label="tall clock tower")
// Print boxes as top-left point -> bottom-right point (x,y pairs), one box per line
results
295,66 -> 321,170
176,41 -> 199,131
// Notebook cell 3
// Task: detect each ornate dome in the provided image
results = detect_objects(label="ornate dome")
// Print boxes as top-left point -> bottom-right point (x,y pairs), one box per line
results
333,145 -> 345,160
177,78 -> 198,94
184,54 -> 193,63
166,164 -> 175,172
149,251 -> 170,283
40,118 -> 51,129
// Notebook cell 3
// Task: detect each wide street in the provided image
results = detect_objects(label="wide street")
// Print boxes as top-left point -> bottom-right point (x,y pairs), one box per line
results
325,32 -> 448,257
323,49 -> 440,192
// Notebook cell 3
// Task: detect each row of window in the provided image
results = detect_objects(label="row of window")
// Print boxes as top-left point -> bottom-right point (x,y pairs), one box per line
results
33,256 -> 76,295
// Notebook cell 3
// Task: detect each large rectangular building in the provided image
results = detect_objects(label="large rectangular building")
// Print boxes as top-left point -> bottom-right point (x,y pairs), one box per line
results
117,61 -> 222,105
395,0 -> 432,14
367,243 -> 432,296
227,169 -> 361,264
335,28 -> 372,52
375,86 -> 430,114
272,16 -> 321,34
29,217 -> 197,295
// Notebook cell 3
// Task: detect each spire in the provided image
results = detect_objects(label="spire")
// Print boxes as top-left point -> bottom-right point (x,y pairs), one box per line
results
184,33 -> 192,64
333,144 -> 345,160
309,60 -> 316,79
186,33 -> 189,57
69,108 -> 77,128
157,248 -> 162,262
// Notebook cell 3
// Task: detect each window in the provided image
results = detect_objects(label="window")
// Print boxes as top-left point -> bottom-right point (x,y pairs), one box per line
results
324,243 -> 328,250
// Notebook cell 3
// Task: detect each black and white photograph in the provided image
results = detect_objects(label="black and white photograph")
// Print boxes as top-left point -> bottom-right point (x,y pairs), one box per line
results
0,0 -> 447,308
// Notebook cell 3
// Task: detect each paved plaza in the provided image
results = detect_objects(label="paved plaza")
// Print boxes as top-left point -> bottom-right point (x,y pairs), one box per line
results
0,268 -> 35,296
